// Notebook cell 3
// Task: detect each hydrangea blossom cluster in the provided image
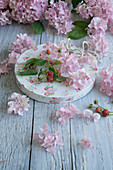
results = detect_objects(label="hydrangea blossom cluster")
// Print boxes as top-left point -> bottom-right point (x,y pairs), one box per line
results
0,10 -> 12,26
87,17 -> 109,55
34,123 -> 63,154
76,0 -> 113,23
45,0 -> 74,34
61,53 -> 80,73
0,33 -> 36,75
54,104 -> 100,125
79,138 -> 95,149
0,0 -> 73,35
0,0 -> 9,9
54,104 -> 81,125
66,68 -> 93,90
99,65 -> 113,96
40,41 -> 67,63
8,92 -> 30,116
9,0 -> 48,24
0,0 -> 48,26
9,33 -> 36,64
8,33 -> 36,65
0,59 -> 11,74
76,0 -> 113,56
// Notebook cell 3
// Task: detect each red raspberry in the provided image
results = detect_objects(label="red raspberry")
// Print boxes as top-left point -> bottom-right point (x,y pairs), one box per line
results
46,49 -> 51,55
96,107 -> 102,113
23,67 -> 27,70
102,109 -> 109,117
57,70 -> 61,77
47,71 -> 54,82
47,77 -> 54,82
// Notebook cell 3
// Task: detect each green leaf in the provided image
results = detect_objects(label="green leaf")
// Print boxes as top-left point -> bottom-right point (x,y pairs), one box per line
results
52,61 -> 63,66
68,21 -> 88,40
32,21 -> 45,34
59,76 -> 68,81
73,21 -> 89,28
23,58 -> 47,69
22,58 -> 38,68
33,59 -> 48,66
17,69 -> 38,75
72,0 -> 82,8
56,76 -> 68,83
49,67 -> 57,81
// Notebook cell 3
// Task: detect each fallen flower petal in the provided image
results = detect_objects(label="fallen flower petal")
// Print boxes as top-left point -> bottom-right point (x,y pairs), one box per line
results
79,138 -> 95,149
0,59 -> 11,75
92,113 -> 101,122
54,104 -> 81,125
34,123 -> 63,154
7,92 -> 30,116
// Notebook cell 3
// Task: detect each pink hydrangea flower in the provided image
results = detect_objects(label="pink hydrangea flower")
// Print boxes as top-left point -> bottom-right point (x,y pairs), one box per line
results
34,123 -> 63,154
9,0 -> 48,24
40,41 -> 67,63
88,34 -> 109,56
0,59 -> 11,74
8,92 -> 30,116
79,137 -> 95,149
76,0 -> 113,23
45,0 -> 74,34
8,33 -> 36,64
61,53 -> 80,73
109,24 -> 113,34
8,51 -> 20,64
0,10 -> 12,26
0,0 -> 9,9
99,65 -> 113,96
67,69 -> 92,90
10,33 -> 36,54
79,53 -> 97,65
87,17 -> 108,36
54,104 -> 81,125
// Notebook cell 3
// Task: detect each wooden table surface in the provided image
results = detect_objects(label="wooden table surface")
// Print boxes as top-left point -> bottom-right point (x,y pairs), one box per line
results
0,21 -> 113,170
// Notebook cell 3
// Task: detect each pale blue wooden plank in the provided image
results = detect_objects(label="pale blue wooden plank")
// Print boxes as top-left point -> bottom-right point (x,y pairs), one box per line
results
0,23 -> 41,170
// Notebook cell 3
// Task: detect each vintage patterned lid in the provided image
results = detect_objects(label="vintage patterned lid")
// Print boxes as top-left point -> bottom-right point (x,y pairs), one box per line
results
15,44 -> 98,104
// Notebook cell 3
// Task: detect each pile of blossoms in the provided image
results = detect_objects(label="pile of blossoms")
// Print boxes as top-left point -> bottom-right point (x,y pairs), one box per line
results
99,65 -> 113,97
0,33 -> 36,74
16,40 -> 97,90
76,0 -> 113,55
1,0 -> 113,56
0,0 -> 74,35
34,123 -> 63,154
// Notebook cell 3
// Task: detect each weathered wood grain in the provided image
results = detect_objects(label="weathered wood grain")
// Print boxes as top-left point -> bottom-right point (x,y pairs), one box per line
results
0,21 -> 113,170
0,23 -> 40,170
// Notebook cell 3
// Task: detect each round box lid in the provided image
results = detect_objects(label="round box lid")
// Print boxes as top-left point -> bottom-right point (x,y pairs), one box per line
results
15,44 -> 97,104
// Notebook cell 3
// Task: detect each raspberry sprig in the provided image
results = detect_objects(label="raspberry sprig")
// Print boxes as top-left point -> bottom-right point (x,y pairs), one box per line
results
89,100 -> 113,117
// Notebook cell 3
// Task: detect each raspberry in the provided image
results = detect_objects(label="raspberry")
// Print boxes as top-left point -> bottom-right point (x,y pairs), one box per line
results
47,71 -> 54,82
23,67 -> 27,70
47,77 -> 54,82
46,49 -> 51,55
102,109 -> 109,117
96,107 -> 102,113
57,70 -> 61,77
